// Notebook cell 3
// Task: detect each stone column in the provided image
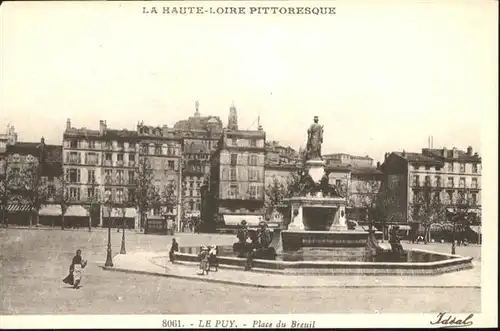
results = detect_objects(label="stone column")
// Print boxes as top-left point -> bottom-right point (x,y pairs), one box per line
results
288,205 -> 304,231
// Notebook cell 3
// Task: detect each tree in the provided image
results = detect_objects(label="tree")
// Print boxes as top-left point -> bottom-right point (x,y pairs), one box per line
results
409,187 -> 446,244
349,179 -> 381,230
21,162 -> 47,228
448,189 -> 476,254
265,177 -> 286,216
56,176 -> 71,230
135,156 -> 155,232
87,180 -> 99,232
373,184 -> 400,242
0,157 -> 10,226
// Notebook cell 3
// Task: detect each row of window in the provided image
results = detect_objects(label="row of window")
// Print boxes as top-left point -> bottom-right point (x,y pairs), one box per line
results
230,154 -> 259,166
412,175 -> 479,189
229,138 -> 260,148
414,163 -> 479,173
412,190 -> 479,205
227,184 -> 263,199
228,166 -> 262,182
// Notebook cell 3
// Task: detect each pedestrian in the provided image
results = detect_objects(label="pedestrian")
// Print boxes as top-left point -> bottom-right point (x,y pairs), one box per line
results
208,245 -> 218,272
62,249 -> 87,289
198,246 -> 210,275
169,238 -> 179,263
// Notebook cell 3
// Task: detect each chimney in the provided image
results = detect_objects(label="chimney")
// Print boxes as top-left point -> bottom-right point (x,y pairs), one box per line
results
99,120 -> 107,134
384,152 -> 389,160
376,161 -> 380,169
66,118 -> 71,130
402,149 -> 406,157
467,146 -> 473,156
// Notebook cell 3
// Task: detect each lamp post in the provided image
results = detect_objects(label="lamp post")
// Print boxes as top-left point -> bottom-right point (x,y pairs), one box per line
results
120,206 -> 127,254
104,192 -> 113,267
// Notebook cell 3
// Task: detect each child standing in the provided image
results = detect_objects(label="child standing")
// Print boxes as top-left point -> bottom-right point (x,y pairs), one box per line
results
198,246 -> 210,276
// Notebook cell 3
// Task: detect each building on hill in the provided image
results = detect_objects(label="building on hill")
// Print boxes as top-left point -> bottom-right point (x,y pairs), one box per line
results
323,153 -> 374,167
265,141 -> 299,165
173,102 -> 223,229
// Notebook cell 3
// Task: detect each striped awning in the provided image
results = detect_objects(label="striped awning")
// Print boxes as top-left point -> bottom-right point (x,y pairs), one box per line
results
469,225 -> 481,234
39,204 -> 62,216
65,205 -> 89,217
7,204 -> 33,212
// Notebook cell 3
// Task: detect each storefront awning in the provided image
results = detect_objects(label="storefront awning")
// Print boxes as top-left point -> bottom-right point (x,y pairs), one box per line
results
185,211 -> 200,218
65,205 -> 89,217
39,204 -> 62,216
446,208 -> 479,213
469,225 -> 481,234
7,204 -> 32,212
390,224 -> 411,231
108,208 -> 136,218
222,214 -> 263,227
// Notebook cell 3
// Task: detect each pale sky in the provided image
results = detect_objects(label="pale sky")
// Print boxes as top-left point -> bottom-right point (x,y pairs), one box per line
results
0,0 -> 497,163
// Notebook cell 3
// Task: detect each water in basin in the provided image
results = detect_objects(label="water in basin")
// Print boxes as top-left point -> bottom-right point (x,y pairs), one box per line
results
178,245 -> 453,263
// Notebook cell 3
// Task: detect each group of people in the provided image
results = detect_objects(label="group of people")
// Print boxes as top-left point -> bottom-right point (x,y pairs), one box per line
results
236,220 -> 273,271
168,238 -> 218,276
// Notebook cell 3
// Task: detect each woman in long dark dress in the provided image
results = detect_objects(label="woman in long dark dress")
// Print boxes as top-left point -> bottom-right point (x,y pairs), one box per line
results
63,249 -> 87,289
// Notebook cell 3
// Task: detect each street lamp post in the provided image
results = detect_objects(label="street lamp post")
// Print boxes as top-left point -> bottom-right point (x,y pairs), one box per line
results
120,207 -> 127,254
104,193 -> 114,267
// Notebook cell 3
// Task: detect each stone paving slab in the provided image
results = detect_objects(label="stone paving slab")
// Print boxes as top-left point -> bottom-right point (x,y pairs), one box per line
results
101,252 -> 481,289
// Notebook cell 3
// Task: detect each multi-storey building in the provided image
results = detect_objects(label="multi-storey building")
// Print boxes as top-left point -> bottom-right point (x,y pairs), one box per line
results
323,153 -> 374,167
380,146 -> 482,225
201,106 -> 267,232
265,141 -> 299,165
63,119 -> 140,227
173,102 -> 223,224
136,122 -> 182,228
4,137 -> 62,225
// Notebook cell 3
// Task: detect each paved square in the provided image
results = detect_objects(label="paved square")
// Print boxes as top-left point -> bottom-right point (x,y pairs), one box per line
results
1,228 -> 481,314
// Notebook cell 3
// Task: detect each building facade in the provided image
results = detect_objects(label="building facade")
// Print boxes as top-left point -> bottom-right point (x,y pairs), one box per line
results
380,146 -> 482,225
202,106 -> 267,232
173,102 -> 223,225
3,137 -> 62,226
323,153 -> 374,167
136,122 -> 182,227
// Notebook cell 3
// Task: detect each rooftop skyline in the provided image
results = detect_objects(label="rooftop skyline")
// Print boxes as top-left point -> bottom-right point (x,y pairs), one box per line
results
1,1 -> 497,163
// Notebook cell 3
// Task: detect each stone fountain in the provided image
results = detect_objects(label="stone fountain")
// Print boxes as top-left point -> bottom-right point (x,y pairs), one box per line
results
279,116 -> 383,257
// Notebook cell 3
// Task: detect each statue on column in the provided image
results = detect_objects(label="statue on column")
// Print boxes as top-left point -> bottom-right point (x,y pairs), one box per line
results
305,116 -> 324,161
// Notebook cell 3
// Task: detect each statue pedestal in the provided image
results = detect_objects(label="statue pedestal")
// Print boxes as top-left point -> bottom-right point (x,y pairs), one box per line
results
329,205 -> 347,231
305,159 -> 326,184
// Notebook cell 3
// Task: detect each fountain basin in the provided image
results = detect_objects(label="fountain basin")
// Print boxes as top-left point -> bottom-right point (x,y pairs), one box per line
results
173,246 -> 474,276
281,230 -> 383,250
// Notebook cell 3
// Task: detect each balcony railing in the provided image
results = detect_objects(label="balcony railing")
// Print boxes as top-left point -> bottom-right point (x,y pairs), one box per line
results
128,161 -> 136,167
447,183 -> 455,188
85,160 -> 99,165
103,144 -> 113,150
103,160 -> 113,167
116,161 -> 124,167
67,158 -> 81,165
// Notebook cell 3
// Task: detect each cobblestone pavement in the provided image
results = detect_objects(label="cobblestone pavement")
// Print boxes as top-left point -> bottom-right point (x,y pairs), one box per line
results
1,228 -> 481,314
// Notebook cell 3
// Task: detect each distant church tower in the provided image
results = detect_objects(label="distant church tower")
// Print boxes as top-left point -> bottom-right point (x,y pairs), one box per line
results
194,100 -> 200,118
227,101 -> 238,130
